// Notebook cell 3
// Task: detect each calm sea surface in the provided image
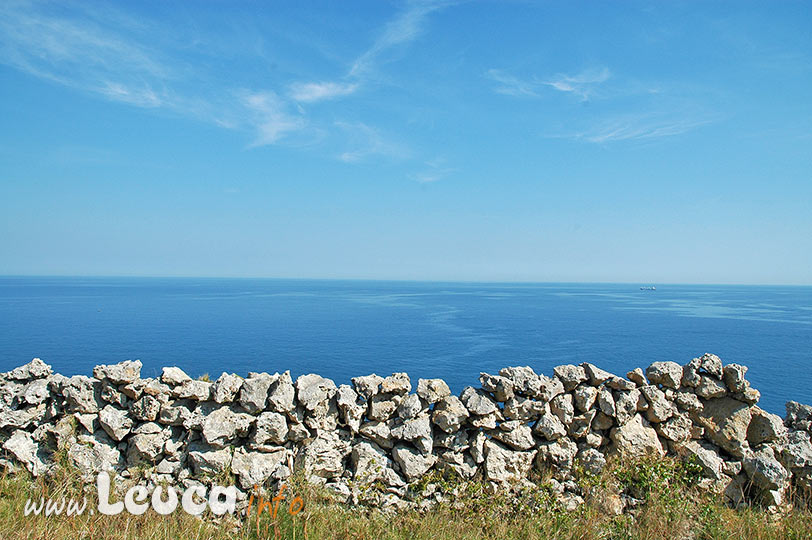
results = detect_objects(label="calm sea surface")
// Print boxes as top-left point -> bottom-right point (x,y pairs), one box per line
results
0,277 -> 810,415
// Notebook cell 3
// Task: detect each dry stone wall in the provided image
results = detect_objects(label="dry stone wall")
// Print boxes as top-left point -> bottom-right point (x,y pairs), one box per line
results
1,354 -> 811,513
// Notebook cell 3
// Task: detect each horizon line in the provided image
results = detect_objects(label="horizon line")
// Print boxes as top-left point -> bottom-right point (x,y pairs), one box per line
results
1,274 -> 810,288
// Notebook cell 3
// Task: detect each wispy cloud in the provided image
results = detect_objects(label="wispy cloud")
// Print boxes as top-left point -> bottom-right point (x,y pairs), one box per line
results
336,122 -> 408,163
485,69 -> 539,97
412,157 -> 456,183
553,113 -> 715,144
288,81 -> 359,103
289,0 -> 454,104
543,67 -> 611,100
0,0 -> 451,169
241,91 -> 307,147
486,66 -> 611,101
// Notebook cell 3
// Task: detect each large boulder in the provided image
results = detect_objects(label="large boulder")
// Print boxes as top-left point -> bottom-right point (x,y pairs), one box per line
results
231,447 -> 288,489
201,407 -> 254,447
645,361 -> 683,389
483,439 -> 535,483
693,397 -> 752,458
239,373 -> 275,414
609,414 -> 665,458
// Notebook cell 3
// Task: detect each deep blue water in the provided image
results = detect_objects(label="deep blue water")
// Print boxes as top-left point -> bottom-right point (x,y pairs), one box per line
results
0,277 -> 810,415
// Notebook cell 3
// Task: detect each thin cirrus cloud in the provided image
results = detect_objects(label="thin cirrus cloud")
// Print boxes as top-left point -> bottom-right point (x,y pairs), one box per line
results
555,114 -> 716,144
0,0 -> 450,174
486,67 -> 611,100
288,0 -> 454,104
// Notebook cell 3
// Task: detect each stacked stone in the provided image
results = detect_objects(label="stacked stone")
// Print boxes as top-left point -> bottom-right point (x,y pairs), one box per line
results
0,353 -> 810,513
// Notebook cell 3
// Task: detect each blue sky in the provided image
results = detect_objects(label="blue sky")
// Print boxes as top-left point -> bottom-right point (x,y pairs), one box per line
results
1,0 -> 810,284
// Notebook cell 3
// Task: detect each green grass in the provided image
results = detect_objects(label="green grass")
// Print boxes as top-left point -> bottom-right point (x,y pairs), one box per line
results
1,455 -> 811,540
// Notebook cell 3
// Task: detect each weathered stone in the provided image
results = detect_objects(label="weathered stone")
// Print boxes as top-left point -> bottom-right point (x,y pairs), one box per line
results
483,439 -> 535,483
142,378 -> 171,397
396,393 -> 425,420
127,430 -> 166,465
614,390 -> 638,426
491,421 -> 535,451
693,397 -> 751,458
722,364 -> 748,393
786,401 -> 812,430
696,375 -> 727,399
22,379 -> 50,406
99,380 -> 128,407
655,413 -> 692,442
573,385 -> 598,413
351,440 -> 392,482
553,365 -> 587,391
626,368 -> 648,386
158,400 -> 193,426
434,429 -> 469,449
610,414 -> 665,458
674,440 -> 725,481
534,411 -> 567,440
734,386 -> 760,406
239,373 -> 274,414
130,394 -> 161,421
296,373 -> 337,413
93,360 -> 142,384
592,411 -> 614,431
499,366 -> 542,397
607,377 -> 637,391
577,447 -> 607,475
645,361 -> 683,389
681,358 -> 702,388
392,444 -> 436,481
188,442 -> 232,476
674,391 -> 703,412
536,374 -> 565,402
781,430 -> 812,470
352,374 -> 383,400
8,358 -> 52,380
294,431 -> 351,480
416,378 -> 451,404
697,353 -> 724,379
598,386 -> 616,417
502,395 -> 545,421
536,436 -> 577,471
201,407 -> 253,447
460,386 -> 498,416
231,447 -> 287,489
173,379 -> 212,401
743,446 -> 790,491
368,393 -> 400,422
747,407 -> 787,445
212,373 -> 243,403
551,393 -> 575,425
468,412 -> 500,430
479,373 -> 514,402
335,384 -> 365,432
63,376 -> 100,413
359,420 -> 394,449
380,373 -> 411,395
432,396 -> 469,433
98,404 -> 133,441
161,366 -> 191,385
68,436 -> 121,478
267,371 -> 296,413
640,385 -> 675,423
569,410 -> 597,439
3,431 -> 46,476
253,411 -> 288,446
581,363 -> 614,386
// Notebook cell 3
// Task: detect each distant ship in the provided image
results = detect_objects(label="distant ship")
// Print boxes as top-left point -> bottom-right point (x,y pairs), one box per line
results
640,286 -> 656,291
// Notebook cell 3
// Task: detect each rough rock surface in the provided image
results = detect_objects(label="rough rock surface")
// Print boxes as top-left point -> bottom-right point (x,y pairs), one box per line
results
0,354 -> 808,514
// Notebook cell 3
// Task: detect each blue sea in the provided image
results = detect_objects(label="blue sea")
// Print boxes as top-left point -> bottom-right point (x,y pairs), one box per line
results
0,277 -> 810,415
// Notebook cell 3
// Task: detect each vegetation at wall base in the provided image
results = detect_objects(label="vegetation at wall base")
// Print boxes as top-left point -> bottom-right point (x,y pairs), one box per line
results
1,455 -> 810,540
